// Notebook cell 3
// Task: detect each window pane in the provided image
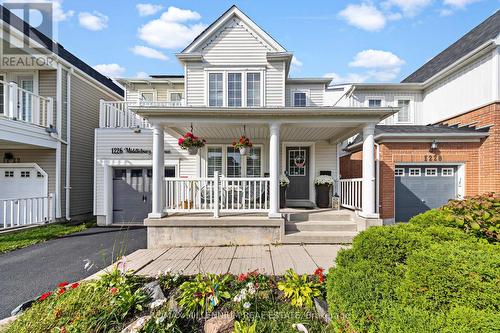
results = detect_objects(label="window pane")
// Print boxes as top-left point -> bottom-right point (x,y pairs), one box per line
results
207,147 -> 223,177
170,92 -> 182,101
140,92 -> 154,101
246,147 -> 261,177
246,73 -> 260,107
228,73 -> 242,107
226,147 -> 241,177
368,99 -> 381,107
209,73 -> 223,107
397,100 -> 410,122
294,92 -> 306,107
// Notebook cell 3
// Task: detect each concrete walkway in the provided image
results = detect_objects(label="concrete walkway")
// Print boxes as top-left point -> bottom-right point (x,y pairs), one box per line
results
102,244 -> 348,277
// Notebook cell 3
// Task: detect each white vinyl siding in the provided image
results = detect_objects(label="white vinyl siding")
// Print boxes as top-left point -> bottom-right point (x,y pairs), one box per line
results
185,63 -> 205,106
285,83 -> 324,107
266,61 -> 285,107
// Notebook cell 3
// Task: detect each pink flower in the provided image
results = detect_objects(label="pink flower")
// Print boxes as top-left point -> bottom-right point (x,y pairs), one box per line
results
178,137 -> 185,145
109,287 -> 118,295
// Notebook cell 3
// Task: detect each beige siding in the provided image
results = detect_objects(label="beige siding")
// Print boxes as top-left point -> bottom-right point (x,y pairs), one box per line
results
266,61 -> 285,106
185,63 -> 205,106
125,82 -> 184,104
285,83 -> 325,107
198,18 -> 270,66
0,149 -> 56,194
315,141 -> 338,180
94,129 -> 197,215
38,70 -> 57,127
71,74 -> 119,216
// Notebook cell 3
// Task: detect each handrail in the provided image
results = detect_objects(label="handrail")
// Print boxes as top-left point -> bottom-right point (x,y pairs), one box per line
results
339,178 -> 362,210
1,193 -> 56,228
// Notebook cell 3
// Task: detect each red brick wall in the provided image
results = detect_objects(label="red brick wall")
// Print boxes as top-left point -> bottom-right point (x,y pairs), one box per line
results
340,102 -> 499,220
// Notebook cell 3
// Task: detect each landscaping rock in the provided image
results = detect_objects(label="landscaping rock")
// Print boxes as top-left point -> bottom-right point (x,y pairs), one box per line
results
120,315 -> 151,333
11,298 -> 35,316
142,280 -> 166,302
314,298 -> 331,324
204,313 -> 234,333
166,294 -> 181,314
0,315 -> 19,331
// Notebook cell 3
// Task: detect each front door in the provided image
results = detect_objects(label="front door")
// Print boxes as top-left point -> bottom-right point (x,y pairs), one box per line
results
286,146 -> 310,200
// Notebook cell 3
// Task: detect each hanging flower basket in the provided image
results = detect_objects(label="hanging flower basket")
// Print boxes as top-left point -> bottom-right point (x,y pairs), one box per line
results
232,135 -> 253,156
178,132 -> 206,156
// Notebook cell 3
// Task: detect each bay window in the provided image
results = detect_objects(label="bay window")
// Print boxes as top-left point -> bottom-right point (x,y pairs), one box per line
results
227,73 -> 242,107
209,73 -> 223,107
207,71 -> 263,107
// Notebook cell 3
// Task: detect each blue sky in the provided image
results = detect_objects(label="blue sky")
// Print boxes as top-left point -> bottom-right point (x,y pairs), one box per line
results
10,0 -> 499,83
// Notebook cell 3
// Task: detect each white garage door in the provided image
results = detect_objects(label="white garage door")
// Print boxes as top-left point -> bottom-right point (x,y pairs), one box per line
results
0,166 -> 47,199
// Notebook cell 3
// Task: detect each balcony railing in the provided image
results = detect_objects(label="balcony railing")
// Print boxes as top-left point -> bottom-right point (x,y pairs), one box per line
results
0,80 -> 54,128
165,172 -> 270,217
339,178 -> 362,210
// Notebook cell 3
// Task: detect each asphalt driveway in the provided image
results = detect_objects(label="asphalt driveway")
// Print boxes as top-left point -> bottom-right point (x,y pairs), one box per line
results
0,226 -> 146,319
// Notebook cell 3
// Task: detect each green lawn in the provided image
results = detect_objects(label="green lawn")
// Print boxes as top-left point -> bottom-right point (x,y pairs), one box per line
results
0,221 -> 95,253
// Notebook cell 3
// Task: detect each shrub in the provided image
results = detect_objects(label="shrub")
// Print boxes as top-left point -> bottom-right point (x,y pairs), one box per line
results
327,223 -> 500,333
410,193 -> 500,241
277,269 -> 322,308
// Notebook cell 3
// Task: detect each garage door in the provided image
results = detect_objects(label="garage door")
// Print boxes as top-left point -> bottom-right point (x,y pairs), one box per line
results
0,166 -> 47,199
112,167 -> 175,224
395,165 -> 457,222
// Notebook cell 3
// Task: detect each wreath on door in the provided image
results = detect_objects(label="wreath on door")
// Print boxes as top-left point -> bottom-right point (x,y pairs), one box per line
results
294,148 -> 306,168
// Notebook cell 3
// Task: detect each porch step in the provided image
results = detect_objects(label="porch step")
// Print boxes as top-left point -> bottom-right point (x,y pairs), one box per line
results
282,231 -> 357,244
288,211 -> 354,222
285,220 -> 357,232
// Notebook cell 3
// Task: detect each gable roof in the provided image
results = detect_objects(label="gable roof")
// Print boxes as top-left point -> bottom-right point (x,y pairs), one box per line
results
0,5 -> 123,96
402,10 -> 500,83
181,5 -> 287,54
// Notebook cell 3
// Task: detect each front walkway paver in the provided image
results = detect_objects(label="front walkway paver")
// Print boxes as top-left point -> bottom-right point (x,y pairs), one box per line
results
117,244 -> 347,277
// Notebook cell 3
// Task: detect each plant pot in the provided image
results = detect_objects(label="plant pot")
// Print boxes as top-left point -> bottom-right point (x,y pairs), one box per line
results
280,186 -> 287,208
239,146 -> 249,156
316,184 -> 331,208
187,146 -> 199,155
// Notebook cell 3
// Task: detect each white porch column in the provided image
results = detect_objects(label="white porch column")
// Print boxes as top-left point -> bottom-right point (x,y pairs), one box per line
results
268,122 -> 281,218
149,124 -> 166,219
361,124 -> 377,218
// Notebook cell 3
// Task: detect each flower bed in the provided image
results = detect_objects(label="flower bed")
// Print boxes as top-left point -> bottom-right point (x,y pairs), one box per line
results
4,266 -> 332,333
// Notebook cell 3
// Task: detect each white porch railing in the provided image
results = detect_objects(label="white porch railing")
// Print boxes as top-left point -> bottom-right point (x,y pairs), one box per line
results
0,80 -> 54,128
99,100 -> 186,128
165,173 -> 270,217
339,178 -> 362,210
0,194 -> 56,229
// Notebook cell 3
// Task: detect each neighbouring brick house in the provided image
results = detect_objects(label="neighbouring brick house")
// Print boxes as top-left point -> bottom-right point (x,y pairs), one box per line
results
337,10 -> 499,224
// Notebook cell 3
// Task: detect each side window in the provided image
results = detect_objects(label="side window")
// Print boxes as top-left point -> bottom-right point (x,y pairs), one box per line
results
170,92 -> 182,102
368,99 -> 382,107
207,147 -> 223,177
208,73 -> 223,107
139,92 -> 155,102
396,99 -> 411,123
227,73 -> 242,107
293,92 -> 307,107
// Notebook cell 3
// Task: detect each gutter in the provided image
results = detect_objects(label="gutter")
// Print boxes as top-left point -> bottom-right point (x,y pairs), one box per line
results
65,68 -> 73,221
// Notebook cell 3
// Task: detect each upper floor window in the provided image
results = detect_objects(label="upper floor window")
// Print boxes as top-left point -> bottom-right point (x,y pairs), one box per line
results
396,99 -> 411,123
140,92 -> 155,102
246,73 -> 261,107
170,92 -> 182,102
209,73 -> 223,107
227,73 -> 242,107
293,92 -> 307,107
368,99 -> 382,107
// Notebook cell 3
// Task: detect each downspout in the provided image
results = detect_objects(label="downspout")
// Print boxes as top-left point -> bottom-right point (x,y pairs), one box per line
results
65,68 -> 73,220
375,142 -> 380,214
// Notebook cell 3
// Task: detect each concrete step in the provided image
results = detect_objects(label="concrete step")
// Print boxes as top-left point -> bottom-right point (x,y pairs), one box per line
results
282,231 -> 357,244
288,211 -> 353,222
285,220 -> 357,232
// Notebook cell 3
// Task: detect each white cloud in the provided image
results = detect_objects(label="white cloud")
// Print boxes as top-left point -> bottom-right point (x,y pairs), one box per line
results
383,0 -> 432,16
93,63 -> 125,78
136,3 -> 163,16
349,49 -> 405,69
136,71 -> 149,78
324,72 -> 368,84
78,11 -> 108,31
291,56 -> 303,68
443,0 -> 481,8
138,6 -> 206,49
339,3 -> 386,31
131,45 -> 169,60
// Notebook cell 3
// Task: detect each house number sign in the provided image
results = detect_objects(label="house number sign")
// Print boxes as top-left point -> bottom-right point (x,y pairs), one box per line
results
424,154 -> 443,162
110,148 -> 172,155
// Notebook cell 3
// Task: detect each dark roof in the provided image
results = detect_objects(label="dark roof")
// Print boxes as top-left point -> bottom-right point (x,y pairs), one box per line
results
149,75 -> 185,79
0,6 -> 123,96
346,124 -> 490,149
402,10 -> 500,83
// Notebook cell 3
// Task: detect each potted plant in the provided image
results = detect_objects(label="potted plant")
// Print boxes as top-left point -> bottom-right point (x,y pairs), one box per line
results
279,174 -> 290,208
178,132 -> 206,155
314,175 -> 333,208
232,135 -> 253,156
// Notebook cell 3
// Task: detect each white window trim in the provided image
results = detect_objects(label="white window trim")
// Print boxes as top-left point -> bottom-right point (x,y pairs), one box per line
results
394,97 -> 414,124
365,96 -> 385,107
169,91 -> 183,102
205,70 -> 265,107
291,89 -> 310,107
442,168 -> 454,177
204,144 -> 264,177
425,168 -> 437,176
394,168 -> 404,177
408,168 -> 421,177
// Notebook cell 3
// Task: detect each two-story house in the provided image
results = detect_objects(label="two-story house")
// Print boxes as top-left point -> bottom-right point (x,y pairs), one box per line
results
0,6 -> 123,228
339,10 -> 499,223
94,6 -> 394,246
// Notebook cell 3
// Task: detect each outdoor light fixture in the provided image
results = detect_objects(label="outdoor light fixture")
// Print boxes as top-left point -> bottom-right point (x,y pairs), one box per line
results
430,140 -> 438,151
133,126 -> 141,134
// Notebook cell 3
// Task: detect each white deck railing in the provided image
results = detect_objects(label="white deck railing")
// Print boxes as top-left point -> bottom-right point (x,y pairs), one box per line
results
0,80 -> 54,128
165,173 -> 270,217
339,178 -> 362,210
0,194 -> 56,229
99,100 -> 186,128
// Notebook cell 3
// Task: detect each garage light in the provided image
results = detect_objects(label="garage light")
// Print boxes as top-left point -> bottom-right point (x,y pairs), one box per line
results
430,140 -> 438,151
